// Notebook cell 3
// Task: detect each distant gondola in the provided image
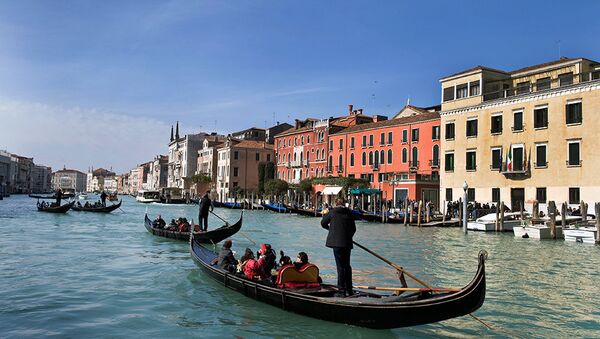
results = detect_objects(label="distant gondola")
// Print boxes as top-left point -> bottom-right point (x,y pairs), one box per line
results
37,201 -> 75,213
261,203 -> 288,213
190,232 -> 487,329
217,202 -> 244,209
144,211 -> 243,243
29,193 -> 75,199
72,200 -> 122,213
287,206 -> 322,217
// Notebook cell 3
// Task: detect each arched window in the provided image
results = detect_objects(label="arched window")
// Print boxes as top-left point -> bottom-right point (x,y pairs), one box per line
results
369,151 -> 373,165
338,154 -> 343,168
306,169 -> 309,178
328,155 -> 333,171
374,150 -> 379,166
362,152 -> 366,166
412,147 -> 418,165
322,149 -> 325,160
433,145 -> 440,165
402,148 -> 407,163
294,153 -> 297,162
388,149 -> 393,164
301,136 -> 304,145
306,151 -> 310,162
350,153 -> 355,167
307,135 -> 310,144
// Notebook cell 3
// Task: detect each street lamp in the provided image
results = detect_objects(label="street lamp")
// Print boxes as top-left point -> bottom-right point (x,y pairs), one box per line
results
463,181 -> 468,234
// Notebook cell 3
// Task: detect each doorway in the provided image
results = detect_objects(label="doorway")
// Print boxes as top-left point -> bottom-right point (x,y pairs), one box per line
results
422,189 -> 439,209
511,188 -> 525,211
394,188 -> 408,209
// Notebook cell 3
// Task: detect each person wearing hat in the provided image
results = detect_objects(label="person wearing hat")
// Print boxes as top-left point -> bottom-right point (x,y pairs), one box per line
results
198,190 -> 214,232
258,244 -> 277,277
320,196 -> 356,297
217,239 -> 238,273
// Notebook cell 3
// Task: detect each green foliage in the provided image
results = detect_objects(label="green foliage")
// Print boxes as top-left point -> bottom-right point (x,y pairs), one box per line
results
299,178 -> 313,192
230,185 -> 244,198
186,174 -> 212,184
265,161 -> 275,180
311,176 -> 369,191
258,162 -> 266,193
264,179 -> 288,196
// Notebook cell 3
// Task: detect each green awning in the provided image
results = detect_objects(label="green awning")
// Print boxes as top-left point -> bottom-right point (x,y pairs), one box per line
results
350,188 -> 381,195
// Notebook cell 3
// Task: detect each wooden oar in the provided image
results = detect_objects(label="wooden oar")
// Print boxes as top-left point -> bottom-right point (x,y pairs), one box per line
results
354,285 -> 460,293
352,241 -> 432,288
210,211 -> 256,245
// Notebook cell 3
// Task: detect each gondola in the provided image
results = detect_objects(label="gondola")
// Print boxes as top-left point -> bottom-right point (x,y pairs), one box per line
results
261,203 -> 288,213
213,201 -> 244,209
37,201 -> 75,213
287,206 -> 322,217
190,234 -> 486,329
72,200 -> 122,213
144,211 -> 243,243
29,193 -> 75,199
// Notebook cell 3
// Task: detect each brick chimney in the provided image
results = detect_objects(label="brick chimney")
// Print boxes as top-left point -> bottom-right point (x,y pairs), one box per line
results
358,108 -> 363,115
348,104 -> 353,115
295,119 -> 301,129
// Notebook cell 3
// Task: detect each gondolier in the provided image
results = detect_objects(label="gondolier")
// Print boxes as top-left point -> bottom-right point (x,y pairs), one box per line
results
100,191 -> 107,206
198,191 -> 214,232
320,197 -> 356,297
55,188 -> 63,206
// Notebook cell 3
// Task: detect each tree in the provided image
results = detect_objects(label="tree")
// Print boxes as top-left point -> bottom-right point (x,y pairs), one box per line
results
299,178 -> 313,193
265,161 -> 275,180
185,174 -> 212,195
230,185 -> 244,199
264,179 -> 288,196
258,162 -> 266,193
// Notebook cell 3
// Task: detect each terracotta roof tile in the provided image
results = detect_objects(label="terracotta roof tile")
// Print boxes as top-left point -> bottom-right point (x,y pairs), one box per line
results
231,140 -> 274,150
331,111 -> 440,135
509,57 -> 580,74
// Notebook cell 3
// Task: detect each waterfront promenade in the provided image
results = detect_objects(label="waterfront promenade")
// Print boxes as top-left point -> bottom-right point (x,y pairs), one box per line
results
1,194 -> 599,337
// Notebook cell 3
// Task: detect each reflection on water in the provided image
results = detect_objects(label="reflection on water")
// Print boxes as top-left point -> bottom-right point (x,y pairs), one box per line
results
0,195 -> 599,338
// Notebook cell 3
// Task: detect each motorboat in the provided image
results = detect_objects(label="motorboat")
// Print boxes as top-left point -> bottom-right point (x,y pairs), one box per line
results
564,225 -> 598,244
467,212 -> 528,232
136,190 -> 161,203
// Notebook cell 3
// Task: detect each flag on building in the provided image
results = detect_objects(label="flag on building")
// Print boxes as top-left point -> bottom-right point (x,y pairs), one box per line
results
523,147 -> 527,171
507,147 -> 512,172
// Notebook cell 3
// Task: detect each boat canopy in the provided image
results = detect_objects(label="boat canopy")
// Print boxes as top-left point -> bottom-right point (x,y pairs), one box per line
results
322,186 -> 343,195
350,188 -> 381,195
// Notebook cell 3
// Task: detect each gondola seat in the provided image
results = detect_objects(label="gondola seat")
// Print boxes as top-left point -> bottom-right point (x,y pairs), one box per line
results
276,264 -> 320,289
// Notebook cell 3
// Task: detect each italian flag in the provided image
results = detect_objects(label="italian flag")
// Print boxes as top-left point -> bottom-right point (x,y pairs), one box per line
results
506,147 -> 512,171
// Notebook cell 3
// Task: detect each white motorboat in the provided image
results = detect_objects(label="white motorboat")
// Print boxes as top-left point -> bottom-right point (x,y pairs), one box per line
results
564,226 -> 598,244
467,212 -> 528,232
78,193 -> 88,200
513,225 -> 563,239
136,190 -> 161,203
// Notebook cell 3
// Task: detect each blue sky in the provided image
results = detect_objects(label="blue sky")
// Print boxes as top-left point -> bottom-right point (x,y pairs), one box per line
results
1,0 -> 599,173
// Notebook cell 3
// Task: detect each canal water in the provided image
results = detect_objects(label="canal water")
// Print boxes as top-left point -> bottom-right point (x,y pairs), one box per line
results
1,195 -> 599,338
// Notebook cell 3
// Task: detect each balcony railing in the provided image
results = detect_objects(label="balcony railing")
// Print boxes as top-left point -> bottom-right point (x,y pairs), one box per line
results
290,160 -> 303,168
429,159 -> 439,168
336,166 -> 344,173
409,161 -> 419,171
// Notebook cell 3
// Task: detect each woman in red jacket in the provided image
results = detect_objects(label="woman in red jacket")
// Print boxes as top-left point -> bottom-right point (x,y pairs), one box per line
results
239,248 -> 268,280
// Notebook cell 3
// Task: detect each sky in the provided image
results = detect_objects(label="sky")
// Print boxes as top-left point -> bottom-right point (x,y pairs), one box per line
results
1,0 -> 599,173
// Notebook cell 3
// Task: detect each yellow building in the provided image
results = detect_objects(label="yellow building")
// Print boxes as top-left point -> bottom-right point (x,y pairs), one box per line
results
439,57 -> 600,211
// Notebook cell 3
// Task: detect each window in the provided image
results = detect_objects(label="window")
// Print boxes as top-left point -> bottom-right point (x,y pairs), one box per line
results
467,188 -> 475,202
536,144 -> 547,168
445,152 -> 454,171
445,188 -> 452,202
307,135 -> 310,143
374,151 -> 380,167
466,150 -> 476,171
492,188 -> 500,203
466,119 -> 478,137
267,154 -> 271,162
512,146 -> 524,171
443,86 -> 455,102
411,147 -> 418,165
362,136 -> 367,147
256,153 -> 260,161
537,77 -> 551,91
513,110 -> 523,131
350,137 -> 355,149
233,167 -> 239,177
445,123 -> 455,140
380,133 -> 385,146
350,153 -> 355,167
368,152 -> 373,165
491,148 -> 502,170
361,152 -> 366,166
456,84 -> 468,99
534,106 -> 548,128
566,101 -> 582,124
387,150 -> 393,164
402,130 -> 408,143
411,128 -> 419,142
339,139 -> 343,150
328,156 -> 333,171
559,73 -> 573,87
568,140 -> 581,166
470,81 -> 480,96
593,71 -> 600,80
369,135 -> 374,147
301,136 -> 304,145
338,154 -> 343,168
432,145 -> 440,166
516,81 -> 530,95
329,140 -> 333,151
491,114 -> 503,134
234,151 -> 239,160
536,188 -> 547,203
402,148 -> 408,163
379,150 -> 385,165
432,126 -> 440,140
388,132 -> 393,144
569,187 -> 580,204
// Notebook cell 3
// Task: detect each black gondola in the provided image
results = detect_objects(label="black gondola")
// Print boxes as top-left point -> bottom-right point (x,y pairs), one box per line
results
72,200 -> 122,213
144,212 -> 243,243
190,233 -> 487,329
261,203 -> 288,213
287,206 -> 322,217
29,193 -> 75,199
37,201 -> 75,213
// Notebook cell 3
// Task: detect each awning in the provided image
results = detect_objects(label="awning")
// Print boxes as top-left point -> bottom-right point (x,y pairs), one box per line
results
350,188 -> 381,195
322,186 -> 343,195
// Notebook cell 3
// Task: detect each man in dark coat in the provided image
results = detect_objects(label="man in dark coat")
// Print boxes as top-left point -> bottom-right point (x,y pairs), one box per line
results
198,191 -> 213,232
100,191 -> 107,206
320,197 -> 356,297
55,188 -> 63,206
217,239 -> 237,273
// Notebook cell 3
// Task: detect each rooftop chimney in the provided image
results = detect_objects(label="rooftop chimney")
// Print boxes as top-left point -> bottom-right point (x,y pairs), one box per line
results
358,108 -> 363,115
348,104 -> 353,115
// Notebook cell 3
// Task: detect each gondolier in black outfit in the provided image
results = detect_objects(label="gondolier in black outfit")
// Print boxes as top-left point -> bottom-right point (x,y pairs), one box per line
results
100,191 -> 107,206
321,197 -> 356,297
55,188 -> 63,206
198,191 -> 214,232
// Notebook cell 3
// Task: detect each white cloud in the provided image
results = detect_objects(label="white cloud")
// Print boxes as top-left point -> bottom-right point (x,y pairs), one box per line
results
0,99 -> 171,173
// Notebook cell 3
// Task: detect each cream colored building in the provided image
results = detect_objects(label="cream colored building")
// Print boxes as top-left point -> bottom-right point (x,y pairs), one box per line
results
439,57 -> 600,211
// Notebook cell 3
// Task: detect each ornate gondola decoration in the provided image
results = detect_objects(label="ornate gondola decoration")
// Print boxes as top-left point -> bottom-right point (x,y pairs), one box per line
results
144,211 -> 243,243
189,232 -> 487,329
72,200 -> 122,213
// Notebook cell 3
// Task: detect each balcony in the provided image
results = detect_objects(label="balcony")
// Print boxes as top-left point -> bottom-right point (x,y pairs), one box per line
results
336,166 -> 344,173
302,159 -> 309,167
371,164 -> 380,172
500,161 -> 530,178
429,159 -> 439,168
409,161 -> 419,172
290,160 -> 303,168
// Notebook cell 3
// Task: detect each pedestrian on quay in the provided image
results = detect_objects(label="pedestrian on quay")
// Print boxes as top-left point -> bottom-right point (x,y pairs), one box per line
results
320,196 -> 356,297
198,190 -> 214,232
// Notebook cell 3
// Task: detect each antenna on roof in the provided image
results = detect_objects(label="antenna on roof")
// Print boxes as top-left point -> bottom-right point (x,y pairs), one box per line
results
556,40 -> 562,58
407,97 -> 410,106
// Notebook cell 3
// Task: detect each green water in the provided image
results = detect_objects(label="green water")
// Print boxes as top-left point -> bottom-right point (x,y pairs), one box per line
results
1,195 -> 599,338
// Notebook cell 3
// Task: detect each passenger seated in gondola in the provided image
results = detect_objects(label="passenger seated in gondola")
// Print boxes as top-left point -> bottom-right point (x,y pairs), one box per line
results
237,248 -> 268,280
177,218 -> 190,232
215,239 -> 238,273
279,250 -> 292,266
84,202 -> 90,208
153,214 -> 166,229
259,244 -> 277,277
77,202 -> 82,208
166,219 -> 177,230
276,252 -> 321,289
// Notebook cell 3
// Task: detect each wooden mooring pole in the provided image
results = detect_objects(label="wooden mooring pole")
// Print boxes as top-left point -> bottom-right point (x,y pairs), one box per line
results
549,201 -> 557,239
500,201 -> 505,231
495,203 -> 500,232
561,202 -> 567,228
417,200 -> 422,227
596,203 -> 600,244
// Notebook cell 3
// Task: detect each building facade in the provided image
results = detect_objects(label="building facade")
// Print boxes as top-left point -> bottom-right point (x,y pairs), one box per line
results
147,155 -> 169,190
167,122 -> 209,190
12,155 -> 33,193
31,165 -> 52,193
329,105 -> 441,207
216,139 -> 275,201
439,57 -> 600,211
87,168 -> 116,192
52,168 -> 87,192
0,150 -> 13,196
196,134 -> 227,184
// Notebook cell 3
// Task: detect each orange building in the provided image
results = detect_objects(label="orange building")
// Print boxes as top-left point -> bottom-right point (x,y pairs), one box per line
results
274,105 -> 382,184
328,105 -> 441,208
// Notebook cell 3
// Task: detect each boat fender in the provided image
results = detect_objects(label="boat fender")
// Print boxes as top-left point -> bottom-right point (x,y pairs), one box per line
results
522,233 -> 529,238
